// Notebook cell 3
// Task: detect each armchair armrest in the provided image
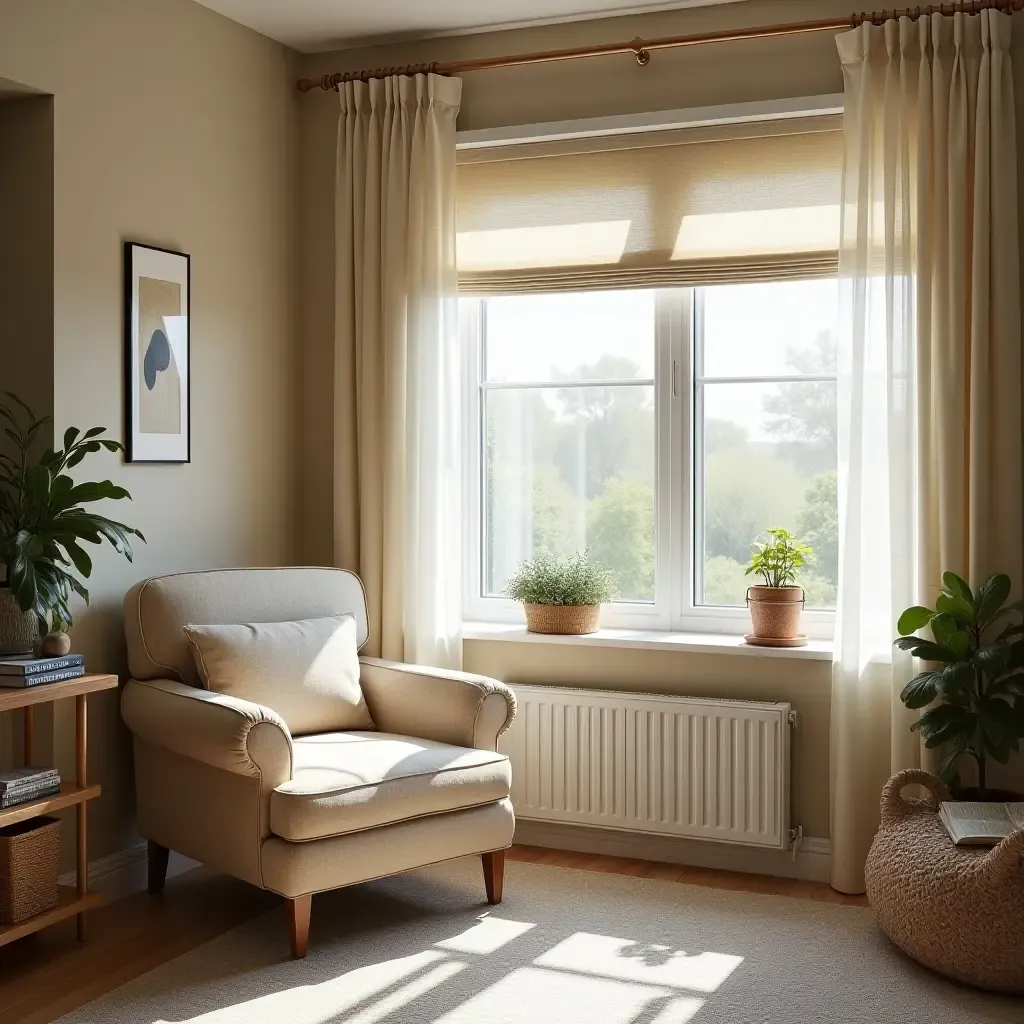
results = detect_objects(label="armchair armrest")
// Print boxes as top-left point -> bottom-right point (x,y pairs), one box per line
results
358,657 -> 516,751
121,677 -> 293,787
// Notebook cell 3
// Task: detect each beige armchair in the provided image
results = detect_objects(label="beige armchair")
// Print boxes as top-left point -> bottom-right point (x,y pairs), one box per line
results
121,568 -> 516,958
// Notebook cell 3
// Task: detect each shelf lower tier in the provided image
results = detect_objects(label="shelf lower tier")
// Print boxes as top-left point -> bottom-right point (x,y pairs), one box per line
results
0,887 -> 102,947
0,783 -> 101,828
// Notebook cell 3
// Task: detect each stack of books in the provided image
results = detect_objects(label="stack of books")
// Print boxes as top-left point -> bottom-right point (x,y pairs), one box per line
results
0,767 -> 61,808
0,654 -> 85,688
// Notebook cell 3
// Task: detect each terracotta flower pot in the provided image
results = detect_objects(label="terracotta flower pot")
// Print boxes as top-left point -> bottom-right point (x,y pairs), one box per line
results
746,585 -> 804,640
523,603 -> 601,635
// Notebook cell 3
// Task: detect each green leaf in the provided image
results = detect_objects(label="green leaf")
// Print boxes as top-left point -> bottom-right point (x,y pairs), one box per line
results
976,573 -> 1012,626
929,614 -> 970,659
996,621 -> 1024,642
82,426 -> 107,439
901,671 -> 942,709
937,748 -> 964,791
897,606 -> 934,636
935,592 -> 976,625
61,539 -> 93,579
942,571 -> 974,605
916,703 -> 973,748
937,660 -> 975,697
893,637 -> 958,662
62,427 -> 80,451
61,481 -> 131,506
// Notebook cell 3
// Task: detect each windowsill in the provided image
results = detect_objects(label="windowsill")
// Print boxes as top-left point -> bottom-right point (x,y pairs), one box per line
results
462,622 -> 834,660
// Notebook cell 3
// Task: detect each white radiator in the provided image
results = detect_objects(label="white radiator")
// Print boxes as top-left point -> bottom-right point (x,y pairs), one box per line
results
499,684 -> 792,850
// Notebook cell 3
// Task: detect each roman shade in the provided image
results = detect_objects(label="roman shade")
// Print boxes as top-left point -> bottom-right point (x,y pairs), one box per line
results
456,115 -> 842,294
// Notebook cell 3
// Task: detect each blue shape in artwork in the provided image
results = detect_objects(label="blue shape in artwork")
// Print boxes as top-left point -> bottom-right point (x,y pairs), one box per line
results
144,329 -> 171,390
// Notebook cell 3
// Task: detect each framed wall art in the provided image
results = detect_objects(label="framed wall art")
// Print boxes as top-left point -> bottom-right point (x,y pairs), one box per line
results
124,242 -> 190,463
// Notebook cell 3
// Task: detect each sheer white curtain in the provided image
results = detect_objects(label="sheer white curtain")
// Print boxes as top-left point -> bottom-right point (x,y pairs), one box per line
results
831,10 -> 1021,894
334,74 -> 464,668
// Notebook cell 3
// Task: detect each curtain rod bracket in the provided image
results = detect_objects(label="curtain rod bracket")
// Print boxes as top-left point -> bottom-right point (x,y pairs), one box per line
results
631,36 -> 652,66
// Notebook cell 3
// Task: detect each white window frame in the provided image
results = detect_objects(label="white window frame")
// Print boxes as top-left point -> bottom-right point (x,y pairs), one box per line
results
462,287 -> 836,640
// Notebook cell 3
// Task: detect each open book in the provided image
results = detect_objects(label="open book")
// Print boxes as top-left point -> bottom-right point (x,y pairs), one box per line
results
939,801 -> 1024,846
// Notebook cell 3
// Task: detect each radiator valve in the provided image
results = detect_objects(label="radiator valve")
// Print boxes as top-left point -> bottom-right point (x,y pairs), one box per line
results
788,824 -> 804,861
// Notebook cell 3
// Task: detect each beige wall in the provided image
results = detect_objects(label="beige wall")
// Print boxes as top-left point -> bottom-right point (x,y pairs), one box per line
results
0,0 -> 299,862
0,92 -> 56,776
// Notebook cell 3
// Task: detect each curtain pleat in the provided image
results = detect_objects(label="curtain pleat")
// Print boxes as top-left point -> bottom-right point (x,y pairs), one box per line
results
334,74 -> 464,668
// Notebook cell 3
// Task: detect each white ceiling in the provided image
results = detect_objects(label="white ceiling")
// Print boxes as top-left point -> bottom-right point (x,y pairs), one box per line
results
193,0 -> 752,53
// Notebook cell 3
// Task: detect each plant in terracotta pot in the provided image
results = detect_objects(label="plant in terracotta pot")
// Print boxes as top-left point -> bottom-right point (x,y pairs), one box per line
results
744,527 -> 813,646
505,551 -> 614,636
895,571 -> 1024,800
0,394 -> 145,655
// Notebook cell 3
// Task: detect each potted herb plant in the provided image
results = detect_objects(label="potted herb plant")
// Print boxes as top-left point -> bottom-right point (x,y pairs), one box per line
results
744,527 -> 812,646
895,571 -> 1024,800
505,551 -> 614,635
0,394 -> 145,655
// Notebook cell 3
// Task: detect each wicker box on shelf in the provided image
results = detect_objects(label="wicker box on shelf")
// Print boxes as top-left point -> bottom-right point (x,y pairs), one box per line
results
0,816 -> 60,924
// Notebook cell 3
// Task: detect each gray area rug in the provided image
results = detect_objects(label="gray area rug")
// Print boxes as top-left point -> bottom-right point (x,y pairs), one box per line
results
58,858 -> 1023,1023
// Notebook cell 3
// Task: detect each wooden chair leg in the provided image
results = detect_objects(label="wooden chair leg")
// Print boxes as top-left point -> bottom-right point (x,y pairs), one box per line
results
482,850 -> 505,905
287,894 -> 312,959
147,841 -> 170,895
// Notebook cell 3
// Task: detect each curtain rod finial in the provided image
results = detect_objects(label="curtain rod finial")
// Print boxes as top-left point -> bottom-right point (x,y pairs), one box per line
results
630,36 -> 651,66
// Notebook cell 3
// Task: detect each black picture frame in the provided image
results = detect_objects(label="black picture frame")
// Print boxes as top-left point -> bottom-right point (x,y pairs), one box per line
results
123,242 -> 191,463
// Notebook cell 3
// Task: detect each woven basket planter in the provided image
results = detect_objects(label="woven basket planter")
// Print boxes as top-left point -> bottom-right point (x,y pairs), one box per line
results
524,603 -> 601,635
0,586 -> 37,656
0,816 -> 61,924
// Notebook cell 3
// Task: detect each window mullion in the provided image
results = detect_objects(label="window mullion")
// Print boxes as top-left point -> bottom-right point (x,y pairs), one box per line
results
658,288 -> 692,632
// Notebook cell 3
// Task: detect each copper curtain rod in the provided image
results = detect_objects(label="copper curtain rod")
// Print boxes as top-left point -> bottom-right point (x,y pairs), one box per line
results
296,0 -> 1024,92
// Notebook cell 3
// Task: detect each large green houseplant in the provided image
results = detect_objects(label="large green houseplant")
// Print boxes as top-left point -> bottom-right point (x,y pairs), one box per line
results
0,394 -> 144,651
896,571 -> 1024,798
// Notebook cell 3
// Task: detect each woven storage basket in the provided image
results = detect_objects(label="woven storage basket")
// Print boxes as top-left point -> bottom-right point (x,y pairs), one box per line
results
0,816 -> 60,924
865,770 -> 1024,994
524,603 -> 601,635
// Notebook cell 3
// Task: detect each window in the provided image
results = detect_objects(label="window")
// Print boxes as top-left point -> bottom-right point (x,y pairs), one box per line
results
457,113 -> 842,635
462,277 -> 839,633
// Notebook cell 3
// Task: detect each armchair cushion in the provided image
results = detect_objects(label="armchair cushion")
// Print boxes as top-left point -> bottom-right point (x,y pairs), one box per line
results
269,731 -> 511,842
184,614 -> 374,735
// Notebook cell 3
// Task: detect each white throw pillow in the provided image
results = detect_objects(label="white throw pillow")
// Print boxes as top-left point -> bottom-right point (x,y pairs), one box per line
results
183,614 -> 373,735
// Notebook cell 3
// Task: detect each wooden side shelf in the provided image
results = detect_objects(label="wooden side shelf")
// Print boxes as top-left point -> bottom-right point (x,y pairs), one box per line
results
0,783 -> 101,829
0,888 -> 103,948
0,673 -> 117,946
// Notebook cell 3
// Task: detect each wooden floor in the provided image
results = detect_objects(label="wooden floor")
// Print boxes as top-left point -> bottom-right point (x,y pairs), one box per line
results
0,846 -> 868,1024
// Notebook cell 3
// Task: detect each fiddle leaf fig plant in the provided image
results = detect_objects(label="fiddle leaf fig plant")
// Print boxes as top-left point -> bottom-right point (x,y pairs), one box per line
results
0,393 -> 145,631
895,571 -> 1024,796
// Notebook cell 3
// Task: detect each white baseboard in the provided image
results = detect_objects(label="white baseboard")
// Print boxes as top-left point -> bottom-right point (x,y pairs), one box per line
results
514,819 -> 832,882
59,842 -> 201,904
